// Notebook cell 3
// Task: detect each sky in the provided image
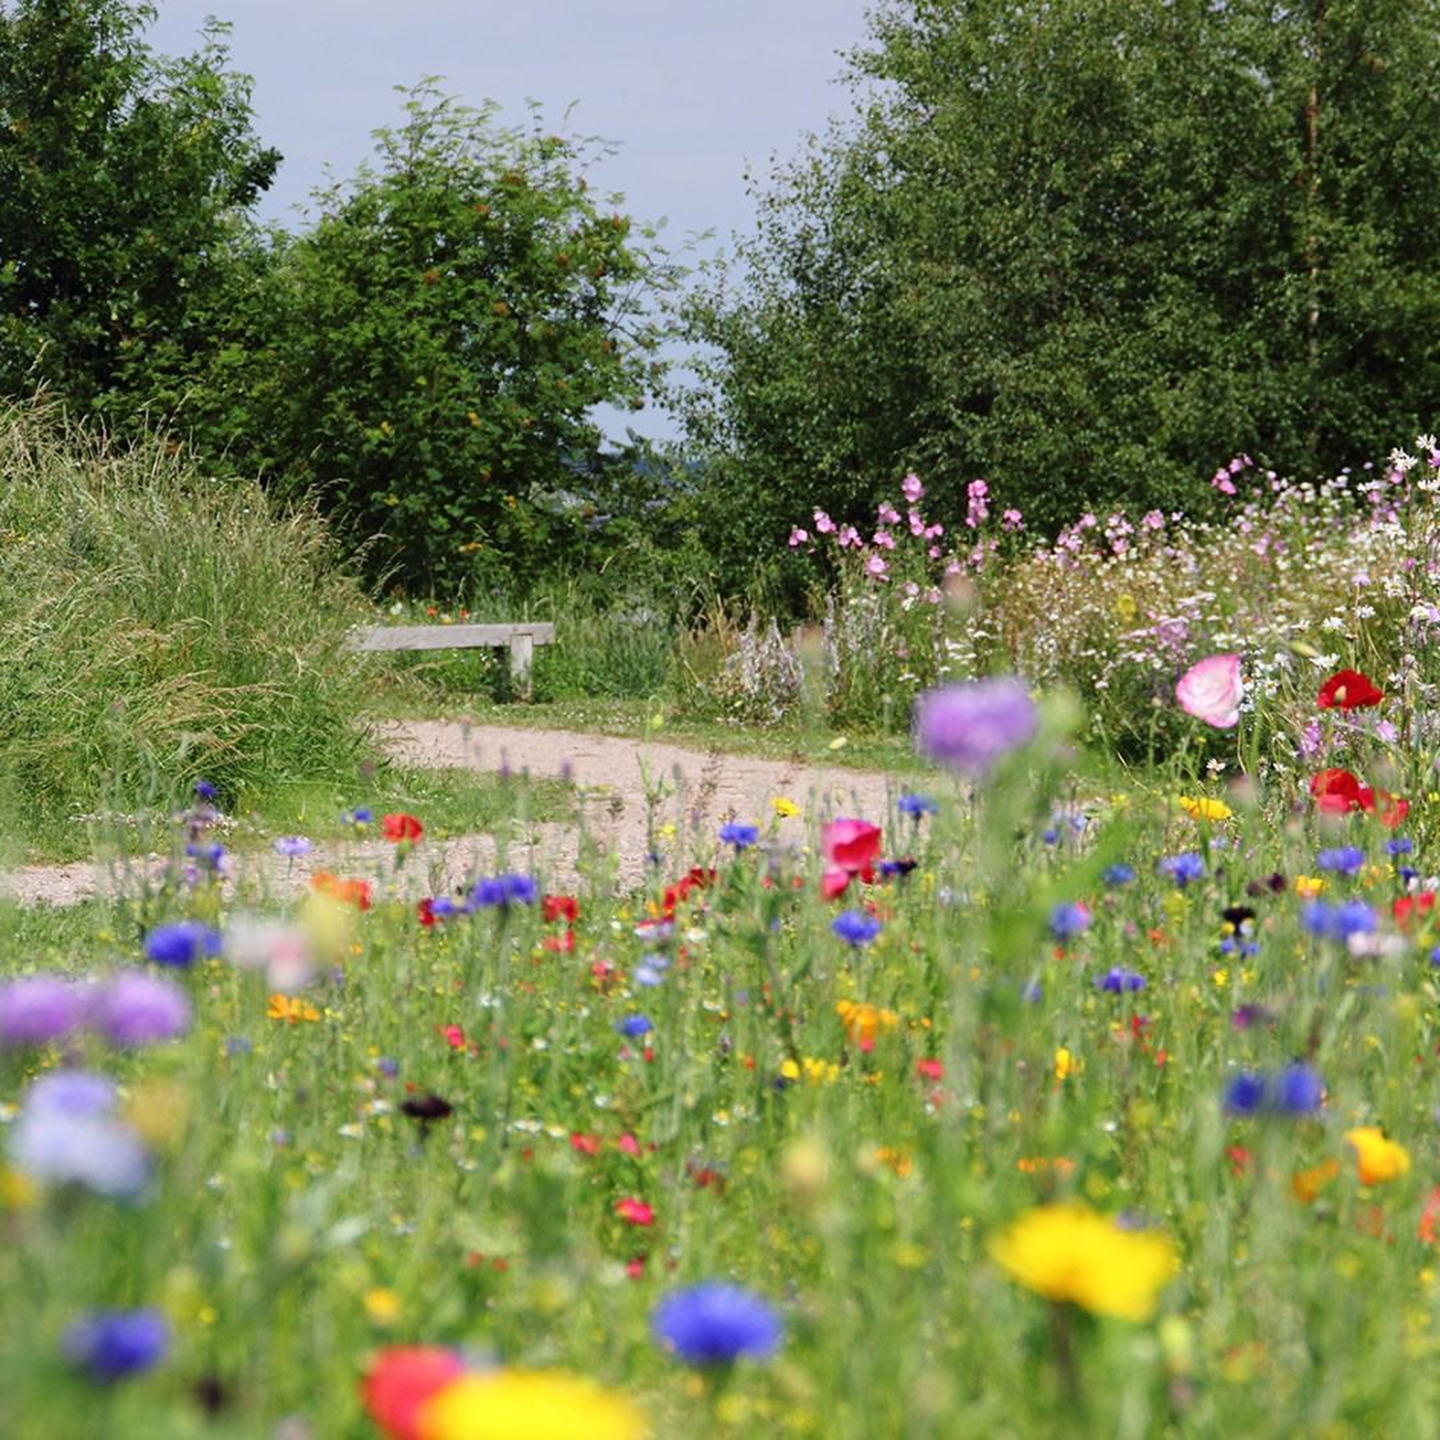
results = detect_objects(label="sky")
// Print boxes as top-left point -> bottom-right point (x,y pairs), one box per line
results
145,1 -> 879,443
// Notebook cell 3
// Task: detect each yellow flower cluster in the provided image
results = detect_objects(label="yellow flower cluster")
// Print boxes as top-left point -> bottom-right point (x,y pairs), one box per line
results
1176,794 -> 1233,822
991,1202 -> 1179,1321
780,1057 -> 841,1085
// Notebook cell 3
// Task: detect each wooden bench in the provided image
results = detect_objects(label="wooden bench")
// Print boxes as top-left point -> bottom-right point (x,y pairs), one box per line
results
346,622 -> 556,700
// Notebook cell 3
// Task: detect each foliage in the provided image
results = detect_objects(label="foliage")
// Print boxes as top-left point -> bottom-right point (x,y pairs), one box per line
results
681,0 -> 1440,575
0,398 -> 370,841
269,83 -> 679,592
0,0 -> 279,426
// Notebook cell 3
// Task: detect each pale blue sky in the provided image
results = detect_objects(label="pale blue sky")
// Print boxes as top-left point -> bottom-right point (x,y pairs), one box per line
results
146,2 -> 877,441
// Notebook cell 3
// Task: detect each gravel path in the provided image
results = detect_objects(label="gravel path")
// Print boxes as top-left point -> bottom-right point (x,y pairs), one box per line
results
1,721 -> 912,908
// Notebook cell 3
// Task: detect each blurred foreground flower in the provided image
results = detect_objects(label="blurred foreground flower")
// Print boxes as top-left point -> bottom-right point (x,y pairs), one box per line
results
363,1346 -> 466,1440
652,1282 -> 783,1365
9,1071 -> 151,1199
913,678 -> 1037,774
1345,1127 -> 1411,1185
991,1202 -> 1178,1321
417,1370 -> 644,1440
62,1308 -> 168,1382
143,920 -> 221,969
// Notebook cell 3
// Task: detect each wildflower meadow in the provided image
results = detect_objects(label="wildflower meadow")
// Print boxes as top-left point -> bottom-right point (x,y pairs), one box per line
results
4,477 -> 1440,1439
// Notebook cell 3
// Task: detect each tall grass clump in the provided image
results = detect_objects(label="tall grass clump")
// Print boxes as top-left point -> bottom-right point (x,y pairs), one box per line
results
0,399 -> 370,839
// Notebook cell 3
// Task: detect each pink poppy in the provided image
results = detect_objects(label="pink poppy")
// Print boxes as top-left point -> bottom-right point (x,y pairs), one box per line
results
1175,653 -> 1242,728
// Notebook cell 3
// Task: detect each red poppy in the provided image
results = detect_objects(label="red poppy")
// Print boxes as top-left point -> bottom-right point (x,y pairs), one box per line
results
915,1058 -> 944,1081
416,897 -> 435,927
360,1346 -> 465,1440
310,871 -> 372,910
541,929 -> 576,953
1359,787 -> 1409,828
1420,1185 -> 1440,1245
1393,892 -> 1436,927
1310,768 -> 1365,814
1317,669 -> 1383,710
822,818 -> 883,875
615,1196 -> 655,1226
543,894 -> 579,923
569,1132 -> 601,1156
382,812 -> 424,843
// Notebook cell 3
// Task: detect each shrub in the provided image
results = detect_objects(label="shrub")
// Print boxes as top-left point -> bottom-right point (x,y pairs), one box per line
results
0,399 -> 369,836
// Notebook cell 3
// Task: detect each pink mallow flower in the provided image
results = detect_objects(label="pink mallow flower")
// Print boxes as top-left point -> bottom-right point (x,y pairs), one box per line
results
788,527 -> 810,547
865,554 -> 889,580
813,510 -> 836,534
901,473 -> 925,503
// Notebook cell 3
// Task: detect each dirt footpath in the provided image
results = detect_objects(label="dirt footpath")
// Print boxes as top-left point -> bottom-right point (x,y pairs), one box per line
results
1,722 -> 913,908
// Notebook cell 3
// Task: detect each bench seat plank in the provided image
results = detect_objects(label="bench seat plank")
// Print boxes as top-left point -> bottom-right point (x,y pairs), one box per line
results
346,623 -> 556,653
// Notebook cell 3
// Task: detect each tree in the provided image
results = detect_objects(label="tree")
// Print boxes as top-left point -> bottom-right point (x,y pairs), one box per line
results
681,0 -> 1440,576
269,84 -> 677,592
0,0 -> 279,424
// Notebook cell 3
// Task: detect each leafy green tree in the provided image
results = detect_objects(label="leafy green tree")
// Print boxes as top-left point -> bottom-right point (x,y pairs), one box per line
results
0,0 -> 279,423
682,0 -> 1440,576
271,84 -> 676,591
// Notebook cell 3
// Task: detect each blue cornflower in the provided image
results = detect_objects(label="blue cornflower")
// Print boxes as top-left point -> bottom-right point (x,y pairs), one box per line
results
1223,1072 -> 1268,1116
1041,827 -> 1061,846
1400,866 -> 1420,884
617,1015 -> 654,1039
272,836 -> 313,858
719,823 -> 759,850
1158,852 -> 1205,887
341,807 -> 373,826
62,1309 -> 169,1382
831,911 -> 882,947
1095,967 -> 1146,993
1300,899 -> 1377,943
652,1282 -> 783,1366
1316,846 -> 1365,876
142,920 -> 221,969
1103,863 -> 1136,888
1387,837 -> 1414,856
1048,902 -> 1090,941
897,792 -> 938,818
467,873 -> 538,909
1272,1063 -> 1324,1115
193,780 -> 218,802
1020,980 -> 1043,1003
1431,946 -> 1440,968
185,841 -> 225,873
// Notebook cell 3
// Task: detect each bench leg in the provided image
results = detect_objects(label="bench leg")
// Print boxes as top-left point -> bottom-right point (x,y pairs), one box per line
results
508,632 -> 535,701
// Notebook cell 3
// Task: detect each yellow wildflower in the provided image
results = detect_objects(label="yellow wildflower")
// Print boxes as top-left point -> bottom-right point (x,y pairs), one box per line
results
268,993 -> 321,1024
363,1287 -> 402,1325
1292,1157 -> 1340,1203
1345,1127 -> 1412,1186
1177,795 -> 1233,822
771,796 -> 800,818
1294,875 -> 1326,899
873,1147 -> 913,1179
1054,1046 -> 1080,1081
836,999 -> 899,1049
418,1370 -> 645,1440
990,1202 -> 1179,1321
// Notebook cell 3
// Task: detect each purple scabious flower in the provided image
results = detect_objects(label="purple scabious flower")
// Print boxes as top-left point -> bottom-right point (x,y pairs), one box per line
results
143,921 -> 221,969
1316,846 -> 1365,876
0,975 -> 89,1046
1049,903 -> 1090,941
718,823 -> 759,850
1158,852 -> 1205,887
831,911 -> 882,947
1095,966 -> 1146,993
652,1282 -> 783,1365
92,973 -> 191,1048
913,678 -> 1037,775
10,1076 -> 151,1199
62,1309 -> 169,1382
272,836 -> 313,857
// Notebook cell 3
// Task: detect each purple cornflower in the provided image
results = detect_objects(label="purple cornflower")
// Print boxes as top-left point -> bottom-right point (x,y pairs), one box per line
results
143,921 -> 221,969
92,973 -> 191,1048
1095,967 -> 1146,993
62,1309 -> 169,1382
719,823 -> 759,850
1386,837 -> 1413,857
617,1014 -> 654,1039
193,780 -> 218,802
1223,1072 -> 1268,1116
1103,863 -> 1136,887
1049,903 -> 1090,941
0,975 -> 89,1046
10,1075 -> 151,1198
913,678 -> 1037,776
831,911 -> 882,947
272,836 -> 313,858
1158,853 -> 1206,887
1223,1064 -> 1324,1117
652,1282 -> 783,1365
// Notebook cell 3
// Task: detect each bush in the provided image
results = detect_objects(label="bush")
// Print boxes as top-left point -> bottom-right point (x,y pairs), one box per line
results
0,399 -> 369,835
